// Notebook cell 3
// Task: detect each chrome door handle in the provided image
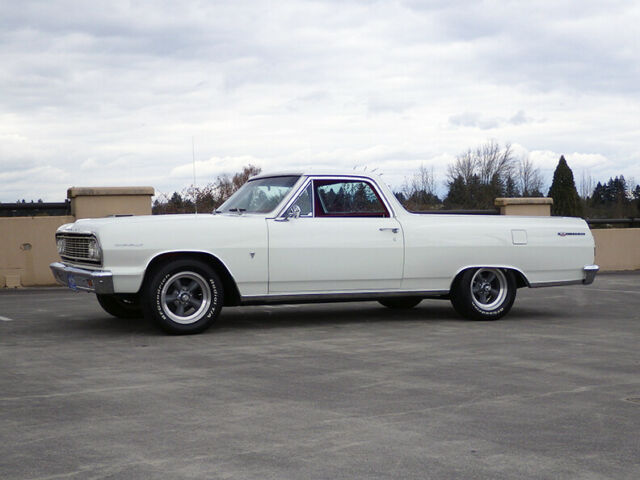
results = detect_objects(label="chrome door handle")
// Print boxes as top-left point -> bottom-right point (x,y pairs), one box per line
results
379,227 -> 399,233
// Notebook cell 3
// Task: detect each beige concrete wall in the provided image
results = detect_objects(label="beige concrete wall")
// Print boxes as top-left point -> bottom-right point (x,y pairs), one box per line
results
1,192 -> 638,287
68,186 -> 154,219
495,197 -> 553,216
592,228 -> 640,272
1,186 -> 154,287
0,216 -> 75,287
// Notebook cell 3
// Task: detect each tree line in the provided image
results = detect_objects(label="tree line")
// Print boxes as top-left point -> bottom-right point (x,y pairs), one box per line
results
397,141 -> 545,211
152,142 -> 640,218
152,165 -> 262,214
397,142 -> 639,218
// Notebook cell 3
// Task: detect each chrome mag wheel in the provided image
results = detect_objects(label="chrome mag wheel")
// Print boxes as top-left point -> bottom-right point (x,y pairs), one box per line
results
143,258 -> 223,334
160,271 -> 212,324
450,267 -> 516,321
470,268 -> 508,312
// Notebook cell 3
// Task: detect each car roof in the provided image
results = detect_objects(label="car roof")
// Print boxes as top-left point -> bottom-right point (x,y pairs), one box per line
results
250,168 -> 384,181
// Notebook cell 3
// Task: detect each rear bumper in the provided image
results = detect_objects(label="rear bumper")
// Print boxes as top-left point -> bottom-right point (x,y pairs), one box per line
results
50,262 -> 114,294
582,264 -> 599,285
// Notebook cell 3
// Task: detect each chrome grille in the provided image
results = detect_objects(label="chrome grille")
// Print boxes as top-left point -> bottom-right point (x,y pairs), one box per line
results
57,233 -> 101,265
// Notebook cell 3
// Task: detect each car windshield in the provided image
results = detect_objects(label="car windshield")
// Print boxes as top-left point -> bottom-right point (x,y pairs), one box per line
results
217,176 -> 300,214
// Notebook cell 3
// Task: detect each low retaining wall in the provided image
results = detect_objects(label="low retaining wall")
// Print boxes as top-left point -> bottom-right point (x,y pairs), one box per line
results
0,216 -> 75,287
1,186 -> 153,287
592,228 -> 640,272
1,192 -> 638,287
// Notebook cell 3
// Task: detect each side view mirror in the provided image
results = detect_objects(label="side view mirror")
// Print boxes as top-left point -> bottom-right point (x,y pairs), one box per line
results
275,205 -> 301,222
289,205 -> 301,219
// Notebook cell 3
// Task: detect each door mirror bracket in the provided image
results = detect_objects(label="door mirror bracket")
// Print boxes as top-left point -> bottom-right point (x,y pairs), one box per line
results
275,205 -> 302,222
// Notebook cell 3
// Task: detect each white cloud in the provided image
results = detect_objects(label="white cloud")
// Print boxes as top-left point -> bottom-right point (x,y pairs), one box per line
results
169,155 -> 264,180
0,0 -> 639,201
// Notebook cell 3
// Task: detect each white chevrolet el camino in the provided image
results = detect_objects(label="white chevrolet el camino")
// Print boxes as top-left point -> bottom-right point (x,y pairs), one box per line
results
51,171 -> 599,334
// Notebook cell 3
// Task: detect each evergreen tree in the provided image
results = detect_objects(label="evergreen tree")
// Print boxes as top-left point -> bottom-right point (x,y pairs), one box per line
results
444,175 -> 468,208
590,182 -> 604,206
547,156 -> 583,217
504,175 -> 519,197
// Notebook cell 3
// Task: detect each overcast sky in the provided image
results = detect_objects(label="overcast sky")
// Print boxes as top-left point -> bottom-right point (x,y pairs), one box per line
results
1,0 -> 639,201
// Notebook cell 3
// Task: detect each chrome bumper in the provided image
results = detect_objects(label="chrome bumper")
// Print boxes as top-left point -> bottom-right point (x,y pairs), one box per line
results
583,264 -> 599,285
50,262 -> 114,294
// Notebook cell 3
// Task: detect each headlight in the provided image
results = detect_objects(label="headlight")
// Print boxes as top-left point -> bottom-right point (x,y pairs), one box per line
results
56,237 -> 65,254
87,238 -> 101,261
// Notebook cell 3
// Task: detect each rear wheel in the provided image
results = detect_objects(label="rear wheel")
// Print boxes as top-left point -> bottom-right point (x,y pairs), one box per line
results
378,297 -> 422,309
450,268 -> 516,320
143,259 -> 223,334
96,294 -> 142,319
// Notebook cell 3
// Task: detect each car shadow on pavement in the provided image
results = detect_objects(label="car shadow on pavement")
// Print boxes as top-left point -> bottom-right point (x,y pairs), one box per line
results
68,301 -> 464,336
67,300 -> 554,336
68,314 -> 157,336
213,301 -> 465,331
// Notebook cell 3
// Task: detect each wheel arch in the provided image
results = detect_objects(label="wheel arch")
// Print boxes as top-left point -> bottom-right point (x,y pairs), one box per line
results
141,251 -> 242,306
450,265 -> 530,291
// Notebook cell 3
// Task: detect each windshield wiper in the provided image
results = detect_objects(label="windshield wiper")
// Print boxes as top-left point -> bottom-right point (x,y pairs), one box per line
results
227,208 -> 246,215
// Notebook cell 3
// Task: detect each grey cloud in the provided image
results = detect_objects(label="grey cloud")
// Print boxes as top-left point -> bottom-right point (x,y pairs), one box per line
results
449,110 -> 534,129
0,0 -> 638,201
449,112 -> 500,130
367,97 -> 413,114
402,0 -> 639,95
509,110 -> 532,125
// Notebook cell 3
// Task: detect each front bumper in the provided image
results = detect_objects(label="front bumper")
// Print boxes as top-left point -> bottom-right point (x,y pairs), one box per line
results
583,264 -> 599,285
50,262 -> 114,294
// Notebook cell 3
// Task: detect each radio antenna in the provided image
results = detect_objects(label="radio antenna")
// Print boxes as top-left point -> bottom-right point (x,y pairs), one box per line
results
192,136 -> 198,214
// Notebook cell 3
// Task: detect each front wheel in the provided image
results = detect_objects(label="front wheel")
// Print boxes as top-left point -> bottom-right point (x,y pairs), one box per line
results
143,259 -> 223,334
450,268 -> 516,320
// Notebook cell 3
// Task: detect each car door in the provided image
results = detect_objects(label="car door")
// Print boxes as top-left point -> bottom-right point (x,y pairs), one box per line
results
267,178 -> 404,293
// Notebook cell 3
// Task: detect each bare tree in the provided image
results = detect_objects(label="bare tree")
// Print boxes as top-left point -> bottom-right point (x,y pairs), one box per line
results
400,164 -> 440,210
402,164 -> 436,199
579,169 -> 594,199
518,155 -> 544,197
447,140 -> 515,185
447,149 -> 477,185
626,176 -> 635,200
477,141 -> 515,185
213,164 -> 262,203
444,141 -> 518,208
154,164 -> 262,214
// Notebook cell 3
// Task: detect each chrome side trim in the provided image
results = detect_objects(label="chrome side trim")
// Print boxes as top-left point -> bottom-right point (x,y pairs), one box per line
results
273,177 -> 315,220
50,262 -> 114,294
529,279 -> 584,288
273,175 -> 396,219
240,290 -> 449,306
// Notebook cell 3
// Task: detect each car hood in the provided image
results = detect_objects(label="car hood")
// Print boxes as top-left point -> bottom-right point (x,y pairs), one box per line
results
58,213 -> 264,234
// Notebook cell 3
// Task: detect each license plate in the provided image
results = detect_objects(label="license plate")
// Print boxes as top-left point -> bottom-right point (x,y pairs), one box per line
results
67,273 -> 78,291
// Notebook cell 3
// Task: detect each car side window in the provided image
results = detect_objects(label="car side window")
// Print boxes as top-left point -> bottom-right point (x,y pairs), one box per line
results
286,183 -> 313,217
314,180 -> 389,217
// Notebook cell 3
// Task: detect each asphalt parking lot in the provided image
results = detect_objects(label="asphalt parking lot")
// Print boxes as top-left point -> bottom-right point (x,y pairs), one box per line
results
1,273 -> 639,480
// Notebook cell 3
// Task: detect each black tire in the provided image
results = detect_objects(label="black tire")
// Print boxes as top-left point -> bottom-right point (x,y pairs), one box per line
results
378,297 -> 422,309
96,294 -> 142,319
142,259 -> 223,335
450,268 -> 516,321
